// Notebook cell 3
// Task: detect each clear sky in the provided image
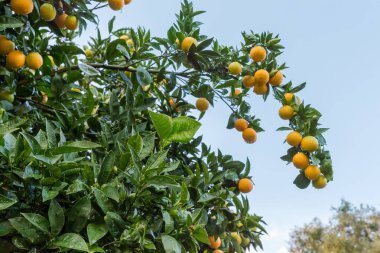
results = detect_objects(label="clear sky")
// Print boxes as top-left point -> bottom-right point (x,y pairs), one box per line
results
79,1 -> 380,252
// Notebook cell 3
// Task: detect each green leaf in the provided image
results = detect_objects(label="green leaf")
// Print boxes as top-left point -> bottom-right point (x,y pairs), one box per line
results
193,226 -> 209,244
51,45 -> 85,55
198,193 -> 217,203
97,151 -> 115,185
169,116 -> 201,143
9,217 -> 45,244
0,220 -> 15,237
87,223 -> 108,245
21,213 -> 50,235
293,173 -> 311,189
146,175 -> 180,188
0,194 -> 17,211
53,233 -> 89,252
161,235 -> 181,253
104,212 -> 125,238
48,200 -> 65,236
21,133 -> 41,154
94,188 -> 114,214
148,111 -> 173,140
49,141 -> 102,155
0,16 -> 23,31
78,63 -> 100,76
136,66 -> 153,86
66,196 -> 91,233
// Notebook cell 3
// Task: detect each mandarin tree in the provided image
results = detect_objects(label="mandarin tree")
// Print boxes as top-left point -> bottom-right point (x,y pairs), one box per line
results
0,0 -> 333,252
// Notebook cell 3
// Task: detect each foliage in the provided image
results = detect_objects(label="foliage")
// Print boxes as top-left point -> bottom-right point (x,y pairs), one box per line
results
288,200 -> 380,253
0,0 -> 333,252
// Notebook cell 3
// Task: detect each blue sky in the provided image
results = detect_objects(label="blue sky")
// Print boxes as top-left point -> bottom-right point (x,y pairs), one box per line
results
80,0 -> 380,252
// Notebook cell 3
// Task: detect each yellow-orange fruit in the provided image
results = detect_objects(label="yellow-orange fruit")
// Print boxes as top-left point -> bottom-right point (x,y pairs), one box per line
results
228,62 -> 242,75
284,93 -> 294,104
108,0 -> 124,10
313,175 -> 327,189
230,89 -> 241,97
234,118 -> 248,132
40,3 -> 56,21
301,136 -> 319,152
292,152 -> 309,169
242,128 -> 257,143
54,13 -> 67,28
6,50 -> 26,69
253,69 -> 269,86
169,98 -> 175,107
209,236 -> 221,249
65,15 -> 78,30
195,97 -> 209,112
269,71 -> 283,87
10,0 -> 34,15
250,46 -> 266,62
253,84 -> 268,95
41,94 -> 48,105
304,165 -> 321,181
286,131 -> 302,146
119,35 -> 129,41
26,52 -> 43,70
213,250 -> 223,253
85,49 -> 94,58
181,37 -> 198,53
279,105 -> 294,120
242,75 -> 255,88
238,178 -> 253,193
124,0 -> 132,4
0,38 -> 15,55
231,232 -> 242,245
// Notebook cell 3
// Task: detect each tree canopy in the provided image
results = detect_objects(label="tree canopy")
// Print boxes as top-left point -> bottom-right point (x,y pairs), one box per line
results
0,0 -> 333,252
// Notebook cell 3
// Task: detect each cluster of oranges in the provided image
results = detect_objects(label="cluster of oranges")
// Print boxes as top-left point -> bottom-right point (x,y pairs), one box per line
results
208,223 -> 251,252
286,132 -> 327,188
0,36 -> 43,70
9,0 -> 78,31
108,0 -> 132,11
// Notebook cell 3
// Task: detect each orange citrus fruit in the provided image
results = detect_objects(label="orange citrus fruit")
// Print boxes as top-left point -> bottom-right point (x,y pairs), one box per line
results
286,131 -> 302,146
301,136 -> 319,152
0,38 -> 15,55
65,15 -> 78,30
242,128 -> 257,143
312,175 -> 327,189
235,118 -> 248,132
253,84 -> 268,95
181,37 -> 198,53
292,152 -> 309,169
6,50 -> 26,69
230,89 -> 241,97
124,0 -> 132,4
279,105 -> 294,120
242,75 -> 255,88
250,46 -> 266,62
269,70 -> 283,87
54,13 -> 68,28
238,178 -> 253,193
108,0 -> 124,10
228,62 -> 242,75
10,0 -> 34,15
26,52 -> 43,70
209,236 -> 221,249
40,3 -> 56,21
304,165 -> 321,180
195,97 -> 209,112
253,69 -> 269,86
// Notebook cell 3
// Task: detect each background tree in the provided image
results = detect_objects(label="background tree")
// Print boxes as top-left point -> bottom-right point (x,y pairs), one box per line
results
288,200 -> 380,253
0,0 -> 333,252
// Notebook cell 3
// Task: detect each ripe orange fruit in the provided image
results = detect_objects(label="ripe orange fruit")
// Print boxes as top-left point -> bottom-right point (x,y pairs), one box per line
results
209,236 -> 221,249
242,75 -> 255,88
26,52 -> 43,70
238,178 -> 253,193
0,38 -> 15,55
54,13 -> 68,28
301,136 -> 319,152
286,131 -> 302,146
242,128 -> 257,143
108,0 -> 124,10
304,165 -> 321,180
65,15 -> 78,30
195,97 -> 209,112
10,0 -> 34,15
124,0 -> 132,4
228,62 -> 242,75
230,89 -> 241,97
312,175 -> 327,189
234,118 -> 248,132
250,46 -> 266,62
120,35 -> 129,41
292,152 -> 309,169
279,105 -> 294,120
6,50 -> 26,69
269,70 -> 283,87
253,84 -> 268,95
213,250 -> 223,253
181,37 -> 198,53
40,3 -> 56,21
284,93 -> 294,104
253,69 -> 269,86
